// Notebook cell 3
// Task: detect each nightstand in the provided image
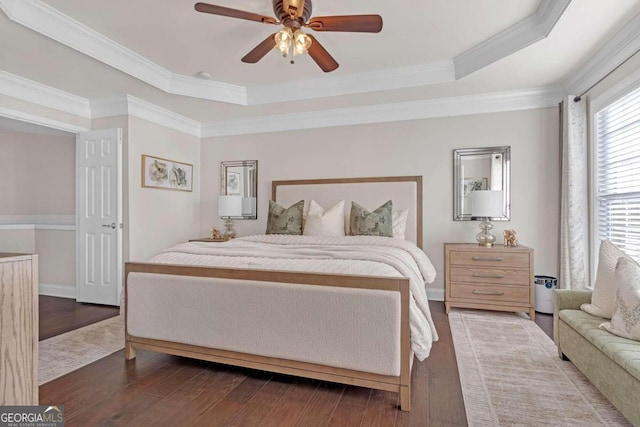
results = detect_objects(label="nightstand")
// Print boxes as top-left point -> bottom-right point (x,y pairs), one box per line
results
444,243 -> 535,320
189,238 -> 226,242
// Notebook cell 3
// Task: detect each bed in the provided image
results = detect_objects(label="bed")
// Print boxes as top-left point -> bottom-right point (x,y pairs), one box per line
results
124,176 -> 438,411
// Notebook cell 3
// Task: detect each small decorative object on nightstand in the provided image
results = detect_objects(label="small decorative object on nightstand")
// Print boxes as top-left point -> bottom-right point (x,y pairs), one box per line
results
210,227 -> 222,240
503,229 -> 518,247
444,243 -> 535,320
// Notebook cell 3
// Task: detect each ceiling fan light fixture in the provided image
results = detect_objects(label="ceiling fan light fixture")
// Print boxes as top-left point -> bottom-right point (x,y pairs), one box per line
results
274,27 -> 293,57
293,30 -> 312,56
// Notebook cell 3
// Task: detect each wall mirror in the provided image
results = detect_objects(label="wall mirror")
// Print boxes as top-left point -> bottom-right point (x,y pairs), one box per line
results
453,146 -> 510,221
220,160 -> 258,219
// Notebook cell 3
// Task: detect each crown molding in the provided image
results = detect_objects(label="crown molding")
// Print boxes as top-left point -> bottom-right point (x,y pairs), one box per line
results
0,0 -> 247,105
564,11 -> 640,96
0,69 -> 90,117
454,0 -> 572,79
248,61 -> 455,105
91,95 -> 202,137
202,87 -> 564,138
0,106 -> 89,133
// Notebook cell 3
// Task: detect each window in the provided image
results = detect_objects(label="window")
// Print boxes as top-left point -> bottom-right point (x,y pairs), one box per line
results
593,84 -> 640,263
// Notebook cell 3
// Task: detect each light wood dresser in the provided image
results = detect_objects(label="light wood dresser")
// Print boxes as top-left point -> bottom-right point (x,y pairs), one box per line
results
444,243 -> 535,320
0,253 -> 38,405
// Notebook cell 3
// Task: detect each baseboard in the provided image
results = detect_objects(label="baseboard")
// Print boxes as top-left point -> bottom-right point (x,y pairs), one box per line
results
427,288 -> 445,302
39,283 -> 76,299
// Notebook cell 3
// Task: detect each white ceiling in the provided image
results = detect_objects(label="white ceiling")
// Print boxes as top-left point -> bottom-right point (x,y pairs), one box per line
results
0,0 -> 639,124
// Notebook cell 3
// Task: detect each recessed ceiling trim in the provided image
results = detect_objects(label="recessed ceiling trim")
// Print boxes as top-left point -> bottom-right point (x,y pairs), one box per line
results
0,69 -> 90,117
0,67 -> 563,138
564,11 -> 640,96
0,0 -> 247,105
202,87 -> 564,138
454,0 -> 572,79
91,95 -> 202,138
0,106 -> 89,133
248,61 -> 455,105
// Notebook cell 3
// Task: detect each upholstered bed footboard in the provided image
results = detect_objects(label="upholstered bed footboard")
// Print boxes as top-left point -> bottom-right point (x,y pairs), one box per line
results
124,262 -> 413,411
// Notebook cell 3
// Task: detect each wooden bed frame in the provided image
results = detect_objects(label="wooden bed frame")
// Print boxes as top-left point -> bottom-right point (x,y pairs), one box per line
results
125,176 -> 423,411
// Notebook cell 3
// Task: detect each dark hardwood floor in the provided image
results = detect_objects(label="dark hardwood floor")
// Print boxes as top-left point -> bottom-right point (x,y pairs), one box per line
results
38,299 -> 554,426
39,295 -> 120,341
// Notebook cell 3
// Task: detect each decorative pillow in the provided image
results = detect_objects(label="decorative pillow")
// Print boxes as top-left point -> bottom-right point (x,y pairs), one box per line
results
392,209 -> 409,240
582,240 -> 631,319
265,200 -> 304,235
600,257 -> 640,341
349,200 -> 393,237
303,200 -> 346,237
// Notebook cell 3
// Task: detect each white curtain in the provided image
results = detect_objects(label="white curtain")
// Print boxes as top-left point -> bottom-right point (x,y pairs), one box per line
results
559,96 -> 589,289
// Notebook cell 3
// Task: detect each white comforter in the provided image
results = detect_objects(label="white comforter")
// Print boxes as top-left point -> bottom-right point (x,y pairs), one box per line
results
150,235 -> 439,360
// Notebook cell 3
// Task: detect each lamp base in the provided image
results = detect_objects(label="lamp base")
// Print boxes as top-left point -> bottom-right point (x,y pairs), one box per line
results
223,218 -> 236,240
476,218 -> 496,247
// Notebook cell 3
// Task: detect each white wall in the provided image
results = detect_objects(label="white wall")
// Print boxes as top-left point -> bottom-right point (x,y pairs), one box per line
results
126,116 -> 201,261
0,128 -> 76,294
200,108 -> 560,298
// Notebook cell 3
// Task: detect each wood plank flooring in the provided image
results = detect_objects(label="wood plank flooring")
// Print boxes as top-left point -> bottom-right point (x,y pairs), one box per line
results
39,298 -> 553,426
39,295 -> 120,341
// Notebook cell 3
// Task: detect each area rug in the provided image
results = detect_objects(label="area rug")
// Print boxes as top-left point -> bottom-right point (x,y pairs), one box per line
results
39,315 -> 124,385
449,309 -> 631,426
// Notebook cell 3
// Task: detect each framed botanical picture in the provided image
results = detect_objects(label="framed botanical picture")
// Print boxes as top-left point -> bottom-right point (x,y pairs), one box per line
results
142,154 -> 193,192
226,171 -> 241,195
463,177 -> 488,197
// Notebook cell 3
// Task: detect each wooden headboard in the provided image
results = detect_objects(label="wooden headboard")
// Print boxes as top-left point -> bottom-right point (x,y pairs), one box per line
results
272,176 -> 423,248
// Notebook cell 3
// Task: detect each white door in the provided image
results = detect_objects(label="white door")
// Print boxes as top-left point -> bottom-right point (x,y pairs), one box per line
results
76,129 -> 122,305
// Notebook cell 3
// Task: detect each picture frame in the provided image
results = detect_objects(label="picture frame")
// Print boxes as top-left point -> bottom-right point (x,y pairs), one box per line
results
142,154 -> 193,192
463,177 -> 488,197
226,171 -> 241,195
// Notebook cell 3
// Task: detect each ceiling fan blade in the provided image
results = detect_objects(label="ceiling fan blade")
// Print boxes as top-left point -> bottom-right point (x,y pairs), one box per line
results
306,35 -> 339,72
194,2 -> 277,25
307,15 -> 383,33
241,34 -> 277,63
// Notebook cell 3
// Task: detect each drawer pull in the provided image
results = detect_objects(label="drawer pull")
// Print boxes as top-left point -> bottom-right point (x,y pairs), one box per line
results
472,290 -> 505,296
472,256 -> 504,262
472,273 -> 504,278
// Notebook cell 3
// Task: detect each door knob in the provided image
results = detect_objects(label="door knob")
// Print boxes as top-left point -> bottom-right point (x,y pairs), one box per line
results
102,223 -> 116,229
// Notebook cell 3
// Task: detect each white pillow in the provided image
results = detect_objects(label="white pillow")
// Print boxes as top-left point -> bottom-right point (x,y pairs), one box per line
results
303,200 -> 346,237
392,209 -> 409,240
582,240 -> 631,319
600,257 -> 640,341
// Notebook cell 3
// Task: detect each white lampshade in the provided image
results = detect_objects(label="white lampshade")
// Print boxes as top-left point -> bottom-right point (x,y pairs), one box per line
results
469,190 -> 503,218
218,195 -> 243,218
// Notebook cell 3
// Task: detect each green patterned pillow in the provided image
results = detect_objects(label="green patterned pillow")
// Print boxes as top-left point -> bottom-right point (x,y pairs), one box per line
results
349,200 -> 393,237
266,200 -> 304,235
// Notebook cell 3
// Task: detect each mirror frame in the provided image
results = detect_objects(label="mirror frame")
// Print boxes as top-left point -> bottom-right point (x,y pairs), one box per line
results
453,146 -> 510,221
220,160 -> 258,220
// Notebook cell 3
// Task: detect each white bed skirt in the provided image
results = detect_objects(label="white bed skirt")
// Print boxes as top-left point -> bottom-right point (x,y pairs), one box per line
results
127,272 -> 403,376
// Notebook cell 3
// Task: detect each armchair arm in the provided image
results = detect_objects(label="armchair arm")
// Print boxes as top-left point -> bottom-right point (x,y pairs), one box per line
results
553,289 -> 592,311
552,289 -> 592,346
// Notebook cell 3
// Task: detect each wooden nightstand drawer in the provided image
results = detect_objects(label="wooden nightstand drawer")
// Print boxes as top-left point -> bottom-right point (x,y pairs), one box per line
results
450,267 -> 530,286
450,283 -> 530,304
444,243 -> 535,319
449,251 -> 529,268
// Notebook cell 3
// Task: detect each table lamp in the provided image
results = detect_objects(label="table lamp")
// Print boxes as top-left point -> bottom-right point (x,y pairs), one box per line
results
469,190 -> 503,247
218,195 -> 243,240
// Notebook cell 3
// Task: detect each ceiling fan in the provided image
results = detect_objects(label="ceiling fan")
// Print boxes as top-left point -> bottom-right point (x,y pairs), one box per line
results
194,0 -> 383,72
